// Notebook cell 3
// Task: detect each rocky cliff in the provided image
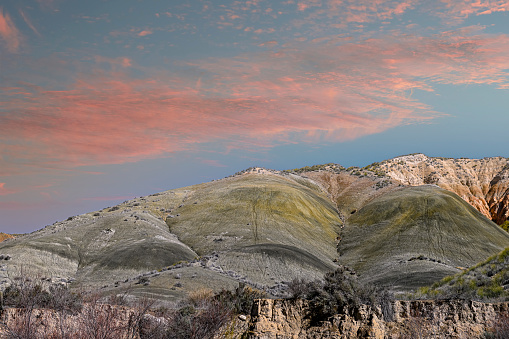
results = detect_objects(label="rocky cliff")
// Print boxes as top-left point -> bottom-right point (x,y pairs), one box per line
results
244,298 -> 509,338
0,234 -> 14,243
377,154 -> 509,225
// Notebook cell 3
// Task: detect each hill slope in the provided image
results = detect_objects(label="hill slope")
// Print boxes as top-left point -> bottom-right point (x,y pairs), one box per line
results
378,154 -> 509,224
338,185 -> 509,292
165,173 -> 342,286
0,172 -> 342,299
1,155 -> 509,299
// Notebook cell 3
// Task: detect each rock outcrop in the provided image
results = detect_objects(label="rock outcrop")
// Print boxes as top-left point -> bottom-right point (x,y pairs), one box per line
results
244,298 -> 509,338
378,154 -> 509,224
0,234 -> 14,243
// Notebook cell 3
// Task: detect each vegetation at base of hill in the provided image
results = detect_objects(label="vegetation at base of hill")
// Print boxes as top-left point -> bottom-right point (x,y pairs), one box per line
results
500,221 -> 509,232
0,268 -> 397,338
161,284 -> 265,339
287,266 -> 395,324
0,273 -> 265,339
414,247 -> 509,301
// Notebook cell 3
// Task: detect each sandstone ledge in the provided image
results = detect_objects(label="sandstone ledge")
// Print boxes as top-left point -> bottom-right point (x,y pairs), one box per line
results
244,298 -> 509,338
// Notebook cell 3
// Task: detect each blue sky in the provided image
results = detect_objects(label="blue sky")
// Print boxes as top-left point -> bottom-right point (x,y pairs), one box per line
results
1,0 -> 509,233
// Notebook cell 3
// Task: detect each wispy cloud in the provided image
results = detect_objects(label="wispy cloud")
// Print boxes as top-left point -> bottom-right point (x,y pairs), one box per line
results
138,30 -> 153,37
0,8 -> 23,52
0,183 -> 16,196
94,55 -> 132,68
436,0 -> 509,23
19,9 -> 41,37
3,25 -> 509,177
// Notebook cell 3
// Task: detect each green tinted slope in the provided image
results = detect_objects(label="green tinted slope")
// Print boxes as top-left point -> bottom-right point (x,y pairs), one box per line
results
0,212 -> 198,287
338,185 -> 509,292
166,173 -> 343,284
417,246 -> 509,301
0,172 -> 342,297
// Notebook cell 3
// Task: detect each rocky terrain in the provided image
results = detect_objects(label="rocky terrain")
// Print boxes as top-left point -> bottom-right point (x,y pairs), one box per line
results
0,154 -> 508,304
0,234 -> 13,243
244,298 -> 509,338
377,154 -> 509,225
2,297 -> 509,338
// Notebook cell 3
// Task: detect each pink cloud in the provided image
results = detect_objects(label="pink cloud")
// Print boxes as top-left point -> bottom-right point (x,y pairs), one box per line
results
0,8 -> 23,52
138,30 -> 153,37
0,183 -> 16,196
258,40 -> 278,46
294,0 -> 417,25
425,1 -> 509,24
3,26 -> 509,177
94,56 -> 132,68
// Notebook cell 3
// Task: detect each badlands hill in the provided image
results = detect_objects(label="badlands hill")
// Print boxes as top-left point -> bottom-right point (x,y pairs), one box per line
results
377,154 -> 509,225
0,154 -> 508,300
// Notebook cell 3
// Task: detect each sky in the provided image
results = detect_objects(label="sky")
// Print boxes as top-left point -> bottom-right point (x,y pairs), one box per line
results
1,0 -> 509,234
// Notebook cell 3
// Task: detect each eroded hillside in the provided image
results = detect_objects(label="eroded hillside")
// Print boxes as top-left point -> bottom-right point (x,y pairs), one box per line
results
0,172 -> 343,300
1,155 -> 509,301
378,154 -> 509,224
339,186 -> 509,291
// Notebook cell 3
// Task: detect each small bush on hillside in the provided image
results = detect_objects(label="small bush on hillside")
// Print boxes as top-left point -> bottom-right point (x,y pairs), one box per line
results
287,277 -> 313,299
291,267 -> 394,323
165,299 -> 231,339
214,283 -> 267,315
163,284 -> 264,339
500,221 -> 509,232
3,279 -> 83,314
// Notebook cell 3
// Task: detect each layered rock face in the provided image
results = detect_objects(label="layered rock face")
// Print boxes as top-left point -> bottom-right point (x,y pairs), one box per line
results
245,298 -> 509,338
378,154 -> 509,224
0,234 -> 14,243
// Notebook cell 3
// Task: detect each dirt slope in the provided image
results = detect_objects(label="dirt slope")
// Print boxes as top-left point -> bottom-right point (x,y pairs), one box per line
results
1,156 -> 509,300
378,154 -> 509,224
338,185 -> 509,292
0,172 -> 342,300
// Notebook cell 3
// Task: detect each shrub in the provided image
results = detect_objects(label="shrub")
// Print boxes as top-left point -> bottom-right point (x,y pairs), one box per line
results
478,286 -> 505,299
299,267 -> 394,323
214,283 -> 266,315
165,295 -> 232,339
287,277 -> 312,299
3,279 -> 52,309
188,288 -> 214,307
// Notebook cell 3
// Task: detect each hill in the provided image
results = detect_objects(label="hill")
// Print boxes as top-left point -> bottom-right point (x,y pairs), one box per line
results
0,155 -> 508,300
377,154 -> 509,225
0,172 -> 342,300
337,185 -> 509,292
